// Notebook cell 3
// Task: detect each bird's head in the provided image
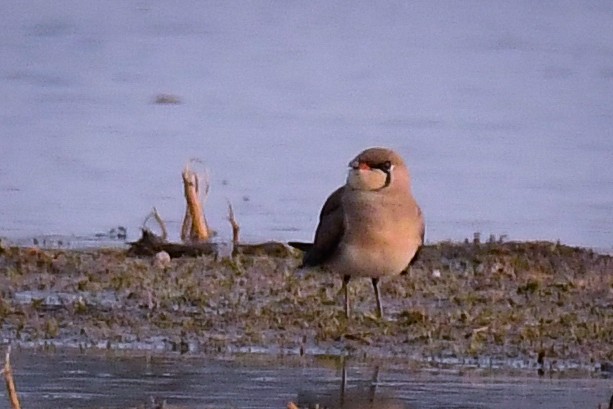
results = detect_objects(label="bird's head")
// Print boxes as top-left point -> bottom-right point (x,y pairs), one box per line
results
346,147 -> 410,192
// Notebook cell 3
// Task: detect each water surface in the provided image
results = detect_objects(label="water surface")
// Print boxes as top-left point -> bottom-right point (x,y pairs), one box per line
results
3,351 -> 612,409
1,1 -> 612,250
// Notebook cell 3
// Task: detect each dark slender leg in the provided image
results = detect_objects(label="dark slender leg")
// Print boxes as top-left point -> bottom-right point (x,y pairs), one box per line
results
372,278 -> 384,319
368,366 -> 379,403
340,357 -> 346,405
342,275 -> 351,318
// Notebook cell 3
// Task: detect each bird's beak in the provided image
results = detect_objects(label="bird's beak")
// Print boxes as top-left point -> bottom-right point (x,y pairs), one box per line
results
349,160 -> 370,170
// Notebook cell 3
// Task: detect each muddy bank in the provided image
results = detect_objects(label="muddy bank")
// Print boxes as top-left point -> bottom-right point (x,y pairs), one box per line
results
0,239 -> 611,373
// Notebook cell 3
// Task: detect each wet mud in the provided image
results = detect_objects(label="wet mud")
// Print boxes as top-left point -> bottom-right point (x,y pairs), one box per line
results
0,238 -> 612,374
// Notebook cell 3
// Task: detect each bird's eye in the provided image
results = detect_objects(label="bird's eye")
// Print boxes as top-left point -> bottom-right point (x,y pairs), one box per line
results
370,161 -> 392,173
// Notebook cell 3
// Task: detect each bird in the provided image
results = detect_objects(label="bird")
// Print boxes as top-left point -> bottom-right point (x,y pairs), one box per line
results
290,147 -> 424,319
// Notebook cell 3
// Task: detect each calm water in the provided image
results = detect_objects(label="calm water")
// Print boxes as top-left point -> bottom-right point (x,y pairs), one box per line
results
1,351 -> 611,409
1,1 -> 613,251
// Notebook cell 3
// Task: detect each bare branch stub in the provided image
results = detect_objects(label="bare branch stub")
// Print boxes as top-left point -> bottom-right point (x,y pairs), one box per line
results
143,207 -> 168,241
3,346 -> 22,409
152,207 -> 168,241
196,170 -> 212,237
227,199 -> 240,246
180,207 -> 192,242
181,164 -> 210,242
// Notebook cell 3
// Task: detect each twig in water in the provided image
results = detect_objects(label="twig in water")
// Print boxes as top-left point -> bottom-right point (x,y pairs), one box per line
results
2,346 -> 22,409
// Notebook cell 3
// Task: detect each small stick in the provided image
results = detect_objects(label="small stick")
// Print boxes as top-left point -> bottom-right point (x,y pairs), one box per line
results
152,207 -> 168,241
472,325 -> 489,335
198,164 -> 211,205
195,166 -> 211,236
227,199 -> 240,246
2,346 -> 22,409
180,207 -> 192,242
143,207 -> 168,241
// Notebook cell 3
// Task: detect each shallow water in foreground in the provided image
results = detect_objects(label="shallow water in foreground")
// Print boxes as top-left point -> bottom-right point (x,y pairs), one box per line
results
3,351 -> 611,409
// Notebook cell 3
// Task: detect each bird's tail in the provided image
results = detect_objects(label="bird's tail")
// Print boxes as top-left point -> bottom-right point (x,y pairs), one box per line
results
287,241 -> 313,252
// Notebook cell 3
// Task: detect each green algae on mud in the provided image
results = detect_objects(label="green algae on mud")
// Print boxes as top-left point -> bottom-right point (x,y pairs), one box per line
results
0,239 -> 612,372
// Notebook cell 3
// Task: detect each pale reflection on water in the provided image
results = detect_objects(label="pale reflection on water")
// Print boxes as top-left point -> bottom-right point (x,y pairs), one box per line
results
4,351 -> 612,409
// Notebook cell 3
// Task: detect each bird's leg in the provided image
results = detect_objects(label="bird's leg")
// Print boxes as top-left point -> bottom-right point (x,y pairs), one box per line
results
340,357 -> 346,405
372,278 -> 384,319
368,366 -> 379,403
342,275 -> 351,318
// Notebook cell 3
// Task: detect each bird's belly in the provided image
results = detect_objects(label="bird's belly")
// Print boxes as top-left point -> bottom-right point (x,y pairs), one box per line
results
331,242 -> 416,278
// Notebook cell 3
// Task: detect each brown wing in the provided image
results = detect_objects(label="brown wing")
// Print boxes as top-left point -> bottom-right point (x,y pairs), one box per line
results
416,205 -> 425,246
302,186 -> 345,267
401,205 -> 425,275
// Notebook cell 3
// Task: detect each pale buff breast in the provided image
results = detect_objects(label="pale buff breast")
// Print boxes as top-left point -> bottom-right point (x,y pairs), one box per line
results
330,189 -> 422,278
331,239 -> 419,278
